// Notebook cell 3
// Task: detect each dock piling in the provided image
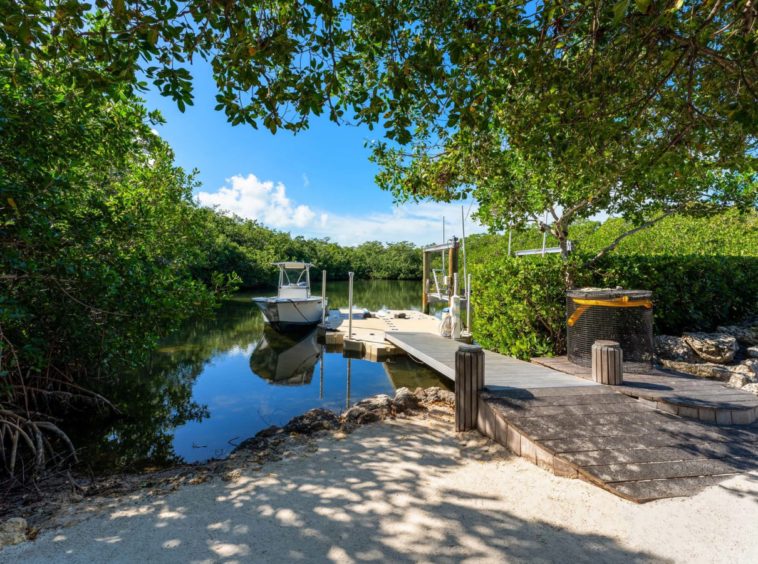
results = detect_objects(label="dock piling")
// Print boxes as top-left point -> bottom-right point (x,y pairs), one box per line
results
455,344 -> 485,432
322,270 -> 327,324
466,273 -> 471,330
348,272 -> 354,339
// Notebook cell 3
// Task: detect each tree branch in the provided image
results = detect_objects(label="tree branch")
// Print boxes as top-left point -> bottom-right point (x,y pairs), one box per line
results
581,207 -> 681,268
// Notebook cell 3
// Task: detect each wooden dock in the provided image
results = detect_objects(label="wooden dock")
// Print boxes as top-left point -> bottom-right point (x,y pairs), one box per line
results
384,332 -> 758,502
533,355 -> 758,425
385,332 -> 597,390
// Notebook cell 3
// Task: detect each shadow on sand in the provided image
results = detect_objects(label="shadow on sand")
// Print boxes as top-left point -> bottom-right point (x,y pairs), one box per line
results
10,421 -> 671,563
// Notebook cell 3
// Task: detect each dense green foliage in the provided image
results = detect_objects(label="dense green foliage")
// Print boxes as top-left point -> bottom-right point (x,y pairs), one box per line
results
191,207 -> 423,288
469,210 -> 758,358
472,251 -> 758,360
5,3 -> 755,256
467,210 -> 758,260
0,58 -> 238,476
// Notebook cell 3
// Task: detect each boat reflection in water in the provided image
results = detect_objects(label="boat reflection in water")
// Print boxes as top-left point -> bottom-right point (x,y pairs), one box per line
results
249,327 -> 322,386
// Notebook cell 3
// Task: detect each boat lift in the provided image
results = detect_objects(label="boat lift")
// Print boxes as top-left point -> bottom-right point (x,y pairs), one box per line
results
422,237 -> 460,313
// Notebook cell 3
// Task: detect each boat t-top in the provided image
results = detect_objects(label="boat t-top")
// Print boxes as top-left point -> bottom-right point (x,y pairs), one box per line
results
252,262 -> 326,333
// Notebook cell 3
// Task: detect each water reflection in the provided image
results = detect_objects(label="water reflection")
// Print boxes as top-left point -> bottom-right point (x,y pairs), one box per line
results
249,328 -> 321,386
66,280 -> 451,473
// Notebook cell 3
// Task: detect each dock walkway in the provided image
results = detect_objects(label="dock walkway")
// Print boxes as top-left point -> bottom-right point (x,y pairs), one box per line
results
385,332 -> 758,502
385,332 -> 596,390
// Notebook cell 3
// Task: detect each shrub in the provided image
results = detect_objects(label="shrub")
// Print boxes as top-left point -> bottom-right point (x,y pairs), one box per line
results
470,256 -> 583,359
471,254 -> 758,359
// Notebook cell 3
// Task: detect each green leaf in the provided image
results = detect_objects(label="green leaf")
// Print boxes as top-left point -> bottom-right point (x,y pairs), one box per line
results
612,0 -> 629,25
635,0 -> 652,13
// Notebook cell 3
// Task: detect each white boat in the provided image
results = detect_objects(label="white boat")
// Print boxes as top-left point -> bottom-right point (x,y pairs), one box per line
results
252,262 -> 326,333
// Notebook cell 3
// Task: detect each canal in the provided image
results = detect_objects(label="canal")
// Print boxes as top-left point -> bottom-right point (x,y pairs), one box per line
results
66,280 -> 451,473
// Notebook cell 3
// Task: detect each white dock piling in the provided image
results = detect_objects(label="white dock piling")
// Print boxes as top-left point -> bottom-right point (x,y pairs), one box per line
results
348,271 -> 354,339
321,270 -> 327,324
467,273 -> 472,330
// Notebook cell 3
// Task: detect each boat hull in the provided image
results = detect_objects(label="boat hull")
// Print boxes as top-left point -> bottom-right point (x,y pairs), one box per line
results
252,297 -> 325,333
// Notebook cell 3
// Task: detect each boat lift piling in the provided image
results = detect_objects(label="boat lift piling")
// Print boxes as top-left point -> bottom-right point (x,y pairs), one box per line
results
348,272 -> 354,338
421,237 -> 460,315
321,270 -> 327,324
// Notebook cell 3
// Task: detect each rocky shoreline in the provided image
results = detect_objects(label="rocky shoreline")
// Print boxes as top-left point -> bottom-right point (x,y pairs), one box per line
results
0,386 -> 454,547
655,315 -> 758,393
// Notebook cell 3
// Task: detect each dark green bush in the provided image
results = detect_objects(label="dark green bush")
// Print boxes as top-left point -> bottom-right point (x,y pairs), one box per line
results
590,254 -> 758,335
470,256 -> 584,359
471,254 -> 758,359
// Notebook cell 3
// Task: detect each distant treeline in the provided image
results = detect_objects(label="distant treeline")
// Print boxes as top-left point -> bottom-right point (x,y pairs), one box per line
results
465,210 -> 758,263
190,207 -> 423,288
192,208 -> 758,290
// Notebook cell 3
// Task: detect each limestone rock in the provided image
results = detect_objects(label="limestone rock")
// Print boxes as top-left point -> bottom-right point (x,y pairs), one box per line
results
344,394 -> 393,424
716,325 -> 758,346
742,383 -> 758,396
354,394 -> 393,412
0,518 -> 27,549
393,387 -> 421,413
282,408 -> 339,435
421,387 -> 455,406
660,360 -> 735,381
232,436 -> 267,454
747,346 -> 758,359
255,426 -> 285,438
739,359 -> 758,376
654,335 -> 694,362
682,332 -> 738,364
728,371 -> 756,389
222,469 -> 243,482
343,406 -> 375,424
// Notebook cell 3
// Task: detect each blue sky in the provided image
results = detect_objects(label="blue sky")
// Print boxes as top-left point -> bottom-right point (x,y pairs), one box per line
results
141,59 -> 486,246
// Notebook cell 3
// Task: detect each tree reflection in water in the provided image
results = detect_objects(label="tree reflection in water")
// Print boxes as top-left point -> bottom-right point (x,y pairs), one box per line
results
65,281 -> 451,473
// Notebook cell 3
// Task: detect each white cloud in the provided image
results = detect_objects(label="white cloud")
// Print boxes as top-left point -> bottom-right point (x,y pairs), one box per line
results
150,128 -> 160,136
196,173 -> 487,245
196,174 -> 315,229
302,173 -> 309,187
305,201 -> 487,246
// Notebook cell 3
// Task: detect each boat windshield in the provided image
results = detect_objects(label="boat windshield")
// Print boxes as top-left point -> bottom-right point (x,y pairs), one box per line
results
278,265 -> 311,288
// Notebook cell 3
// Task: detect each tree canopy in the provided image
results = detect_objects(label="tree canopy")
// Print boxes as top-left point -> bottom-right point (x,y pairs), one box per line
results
4,0 -> 755,255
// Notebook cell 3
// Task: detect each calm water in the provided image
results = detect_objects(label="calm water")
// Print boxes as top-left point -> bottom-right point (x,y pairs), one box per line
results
67,280 -> 451,472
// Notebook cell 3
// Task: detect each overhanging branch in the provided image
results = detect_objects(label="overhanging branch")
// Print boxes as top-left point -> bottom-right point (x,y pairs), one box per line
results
581,207 -> 681,268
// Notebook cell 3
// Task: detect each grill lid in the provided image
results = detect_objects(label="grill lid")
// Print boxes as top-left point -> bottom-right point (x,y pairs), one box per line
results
567,288 -> 652,300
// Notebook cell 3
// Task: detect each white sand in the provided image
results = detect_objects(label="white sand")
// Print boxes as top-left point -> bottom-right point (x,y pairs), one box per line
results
4,414 -> 758,563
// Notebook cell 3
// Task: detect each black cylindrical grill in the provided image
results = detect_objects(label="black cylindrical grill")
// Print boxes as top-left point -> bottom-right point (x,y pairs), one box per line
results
567,289 -> 654,374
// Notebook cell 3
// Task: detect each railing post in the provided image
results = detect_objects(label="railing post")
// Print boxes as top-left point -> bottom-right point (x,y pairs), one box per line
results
455,344 -> 485,432
592,340 -> 623,385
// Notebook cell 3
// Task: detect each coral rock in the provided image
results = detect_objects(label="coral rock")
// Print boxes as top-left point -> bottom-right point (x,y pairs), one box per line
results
682,332 -> 738,364
282,408 -> 339,435
660,360 -> 735,381
654,335 -> 694,362
716,325 -> 758,346
0,518 -> 27,549
394,387 -> 421,413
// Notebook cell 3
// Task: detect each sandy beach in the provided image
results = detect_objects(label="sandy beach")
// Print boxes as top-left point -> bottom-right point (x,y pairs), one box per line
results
3,407 -> 758,564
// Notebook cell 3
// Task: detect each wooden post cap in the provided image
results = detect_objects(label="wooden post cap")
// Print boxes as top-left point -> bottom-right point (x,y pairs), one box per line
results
458,344 -> 483,353
592,340 -> 623,386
